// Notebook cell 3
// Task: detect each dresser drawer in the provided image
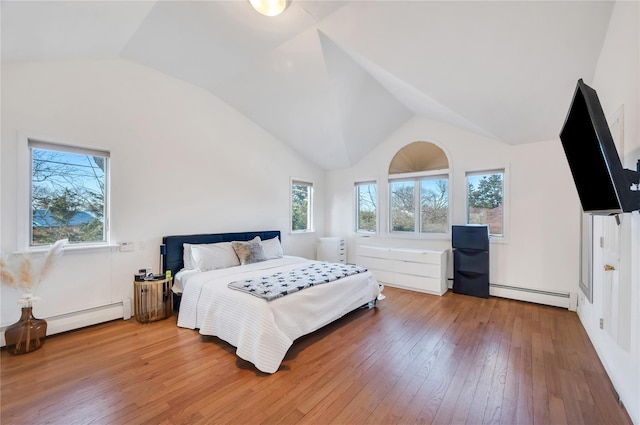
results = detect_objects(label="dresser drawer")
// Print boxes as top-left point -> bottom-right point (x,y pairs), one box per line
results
358,244 -> 448,296
396,260 -> 441,278
393,249 -> 441,264
358,245 -> 391,259
357,255 -> 395,272
395,273 -> 445,295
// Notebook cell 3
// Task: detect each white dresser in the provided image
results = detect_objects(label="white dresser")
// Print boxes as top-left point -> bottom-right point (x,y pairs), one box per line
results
356,245 -> 448,296
317,237 -> 346,263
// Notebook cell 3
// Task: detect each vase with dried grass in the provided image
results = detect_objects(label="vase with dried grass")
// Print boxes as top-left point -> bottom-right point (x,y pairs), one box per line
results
1,239 -> 67,355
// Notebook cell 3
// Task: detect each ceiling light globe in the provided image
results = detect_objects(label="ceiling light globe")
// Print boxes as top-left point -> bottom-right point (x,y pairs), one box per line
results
249,0 -> 290,17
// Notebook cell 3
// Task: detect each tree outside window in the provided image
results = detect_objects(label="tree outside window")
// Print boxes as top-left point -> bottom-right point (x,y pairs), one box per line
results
467,171 -> 504,236
390,180 -> 415,232
356,182 -> 377,232
30,141 -> 109,246
291,180 -> 313,232
390,175 -> 448,233
420,178 -> 448,233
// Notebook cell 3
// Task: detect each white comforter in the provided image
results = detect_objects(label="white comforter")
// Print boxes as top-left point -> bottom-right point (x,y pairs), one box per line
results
177,256 -> 380,373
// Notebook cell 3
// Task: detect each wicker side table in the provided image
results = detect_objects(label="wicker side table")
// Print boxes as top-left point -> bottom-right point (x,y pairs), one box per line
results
133,277 -> 172,323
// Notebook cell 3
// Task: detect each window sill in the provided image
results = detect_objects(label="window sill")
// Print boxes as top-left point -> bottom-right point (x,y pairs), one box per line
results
289,230 -> 316,236
388,232 -> 451,241
14,243 -> 119,256
489,236 -> 508,245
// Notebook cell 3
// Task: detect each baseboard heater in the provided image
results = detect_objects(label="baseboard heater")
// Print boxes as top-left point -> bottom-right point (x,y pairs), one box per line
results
0,298 -> 132,347
489,283 -> 577,311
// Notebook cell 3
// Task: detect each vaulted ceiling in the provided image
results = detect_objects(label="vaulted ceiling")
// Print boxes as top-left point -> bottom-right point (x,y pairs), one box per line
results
1,1 -> 615,170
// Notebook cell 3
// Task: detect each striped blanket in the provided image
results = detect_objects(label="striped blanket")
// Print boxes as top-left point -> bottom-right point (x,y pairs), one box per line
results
228,262 -> 367,301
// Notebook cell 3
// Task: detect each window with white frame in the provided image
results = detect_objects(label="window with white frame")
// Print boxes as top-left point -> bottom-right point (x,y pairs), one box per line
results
466,170 -> 504,236
28,139 -> 110,246
291,179 -> 313,232
388,141 -> 450,235
355,181 -> 377,232
390,173 -> 449,234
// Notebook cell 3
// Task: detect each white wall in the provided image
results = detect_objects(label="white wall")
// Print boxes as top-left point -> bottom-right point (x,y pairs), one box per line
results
577,2 -> 639,423
1,58 -> 325,328
326,116 -> 581,299
325,2 -> 640,422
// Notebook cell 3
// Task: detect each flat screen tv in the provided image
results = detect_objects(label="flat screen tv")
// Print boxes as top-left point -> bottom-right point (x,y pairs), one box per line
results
559,79 -> 640,215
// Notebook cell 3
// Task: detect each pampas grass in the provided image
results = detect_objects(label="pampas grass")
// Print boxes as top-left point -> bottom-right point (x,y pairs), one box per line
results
0,257 -> 17,288
0,239 -> 68,304
18,256 -> 35,291
38,238 -> 66,285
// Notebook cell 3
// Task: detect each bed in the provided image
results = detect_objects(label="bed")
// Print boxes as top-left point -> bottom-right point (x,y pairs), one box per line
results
161,230 -> 381,373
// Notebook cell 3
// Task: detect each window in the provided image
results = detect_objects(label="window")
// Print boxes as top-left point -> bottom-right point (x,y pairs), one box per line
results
388,141 -> 450,236
390,174 -> 449,234
390,179 -> 415,232
466,170 -> 504,236
355,181 -> 377,232
291,179 -> 313,232
28,139 -> 109,246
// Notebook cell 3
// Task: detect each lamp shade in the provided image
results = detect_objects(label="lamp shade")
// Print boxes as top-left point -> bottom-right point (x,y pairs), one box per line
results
249,0 -> 291,16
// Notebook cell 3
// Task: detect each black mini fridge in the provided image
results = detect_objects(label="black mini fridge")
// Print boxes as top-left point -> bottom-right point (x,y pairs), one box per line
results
452,225 -> 490,298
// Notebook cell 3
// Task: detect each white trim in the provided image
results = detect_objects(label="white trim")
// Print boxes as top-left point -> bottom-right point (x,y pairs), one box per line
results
354,178 -> 379,234
490,283 -> 575,310
0,299 -> 132,347
16,133 -> 112,251
28,139 -> 110,158
464,164 -> 510,243
16,133 -> 31,251
388,169 -> 449,180
13,243 -> 119,256
290,177 -> 314,233
388,172 -> 451,237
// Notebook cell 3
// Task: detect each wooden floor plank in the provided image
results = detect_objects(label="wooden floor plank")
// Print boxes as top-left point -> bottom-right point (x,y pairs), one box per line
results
0,287 -> 632,425
370,296 -> 477,425
515,303 -> 535,424
338,294 -> 466,424
447,299 -> 499,425
463,297 -> 507,425
481,301 -> 514,425
531,328 -> 551,424
429,306 -> 487,425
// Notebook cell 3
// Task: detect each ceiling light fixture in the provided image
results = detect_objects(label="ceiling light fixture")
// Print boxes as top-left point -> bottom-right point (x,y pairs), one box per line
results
249,0 -> 291,17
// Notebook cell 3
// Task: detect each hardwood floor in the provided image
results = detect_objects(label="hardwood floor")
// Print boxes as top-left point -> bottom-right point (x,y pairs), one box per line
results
1,287 -> 631,425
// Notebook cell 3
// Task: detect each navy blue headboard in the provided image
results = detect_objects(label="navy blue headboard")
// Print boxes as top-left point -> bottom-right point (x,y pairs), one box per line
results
161,230 -> 281,279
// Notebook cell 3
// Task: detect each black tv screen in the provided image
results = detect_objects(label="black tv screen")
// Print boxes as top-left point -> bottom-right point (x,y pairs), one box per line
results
559,79 -> 639,215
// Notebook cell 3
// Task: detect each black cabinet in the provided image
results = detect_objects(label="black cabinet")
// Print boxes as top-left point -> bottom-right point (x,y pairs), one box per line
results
452,225 -> 489,298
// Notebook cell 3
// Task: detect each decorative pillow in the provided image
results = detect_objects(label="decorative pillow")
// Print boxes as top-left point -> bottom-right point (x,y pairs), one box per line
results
262,236 -> 284,259
232,236 -> 268,265
191,242 -> 240,271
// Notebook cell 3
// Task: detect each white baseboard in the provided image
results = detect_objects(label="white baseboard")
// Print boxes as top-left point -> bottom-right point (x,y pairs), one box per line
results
1,298 -> 132,347
490,284 -> 576,310
447,280 -> 577,310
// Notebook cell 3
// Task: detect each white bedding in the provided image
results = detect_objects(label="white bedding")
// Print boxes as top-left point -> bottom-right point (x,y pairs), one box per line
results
177,256 -> 380,373
173,268 -> 198,294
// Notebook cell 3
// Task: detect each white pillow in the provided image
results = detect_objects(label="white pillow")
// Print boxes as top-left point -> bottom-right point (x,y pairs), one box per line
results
183,243 -> 195,270
262,236 -> 284,259
191,242 -> 240,271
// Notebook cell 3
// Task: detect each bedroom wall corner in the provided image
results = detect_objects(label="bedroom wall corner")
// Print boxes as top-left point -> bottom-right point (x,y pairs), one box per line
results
1,58 -> 325,334
325,116 -> 581,306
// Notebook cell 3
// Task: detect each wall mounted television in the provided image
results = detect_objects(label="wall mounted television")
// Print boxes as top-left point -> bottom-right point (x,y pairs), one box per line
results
559,79 -> 640,215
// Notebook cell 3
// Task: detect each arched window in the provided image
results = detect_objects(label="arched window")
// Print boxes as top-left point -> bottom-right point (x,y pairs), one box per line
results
388,142 -> 450,234
389,141 -> 449,174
